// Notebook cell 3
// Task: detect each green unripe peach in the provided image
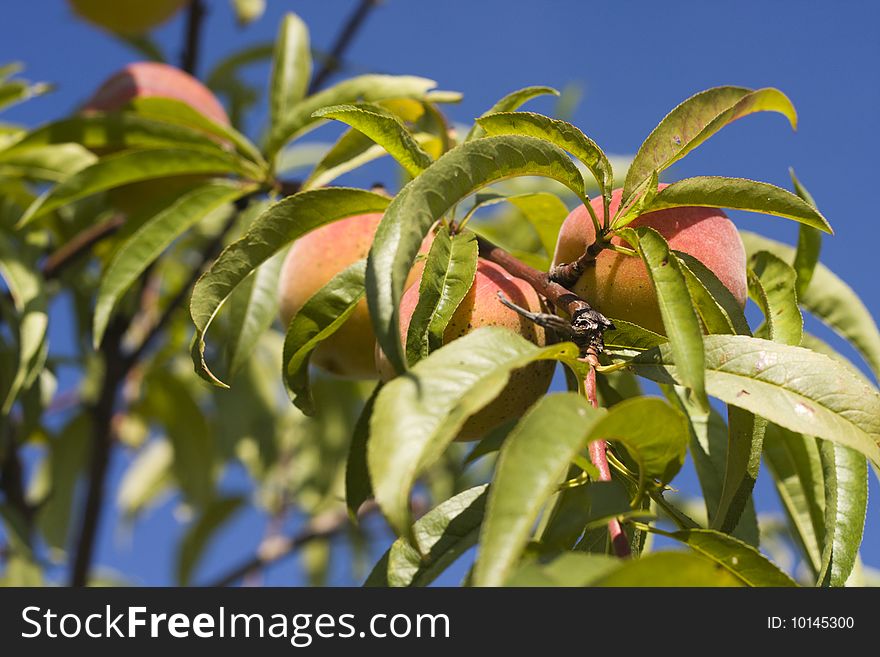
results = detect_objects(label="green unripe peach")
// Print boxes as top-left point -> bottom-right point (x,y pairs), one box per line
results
552,186 -> 747,334
377,258 -> 555,441
70,0 -> 189,36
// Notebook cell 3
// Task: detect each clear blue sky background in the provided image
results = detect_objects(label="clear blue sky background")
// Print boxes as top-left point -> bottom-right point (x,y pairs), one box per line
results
2,0 -> 878,585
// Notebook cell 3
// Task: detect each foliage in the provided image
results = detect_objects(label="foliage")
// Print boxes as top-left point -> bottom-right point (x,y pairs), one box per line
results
0,7 -> 876,589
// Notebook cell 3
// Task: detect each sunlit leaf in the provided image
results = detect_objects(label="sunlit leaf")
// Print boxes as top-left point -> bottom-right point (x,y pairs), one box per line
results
465,85 -> 559,141
269,13 -> 312,131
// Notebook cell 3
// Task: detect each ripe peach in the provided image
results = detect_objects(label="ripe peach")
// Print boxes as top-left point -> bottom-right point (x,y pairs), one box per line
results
552,186 -> 747,334
85,62 -> 229,125
377,258 -> 555,441
279,214 -> 430,380
70,0 -> 189,37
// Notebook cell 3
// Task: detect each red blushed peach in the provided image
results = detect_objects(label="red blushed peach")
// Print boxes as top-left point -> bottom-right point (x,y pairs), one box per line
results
553,186 -> 747,334
377,258 -> 555,441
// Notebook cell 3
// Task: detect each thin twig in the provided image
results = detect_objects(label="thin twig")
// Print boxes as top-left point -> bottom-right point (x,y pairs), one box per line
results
180,0 -> 206,76
308,0 -> 381,94
41,215 -> 125,280
205,503 -> 379,587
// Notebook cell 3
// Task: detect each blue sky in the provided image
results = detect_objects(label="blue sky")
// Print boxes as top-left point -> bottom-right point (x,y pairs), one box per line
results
2,0 -> 878,585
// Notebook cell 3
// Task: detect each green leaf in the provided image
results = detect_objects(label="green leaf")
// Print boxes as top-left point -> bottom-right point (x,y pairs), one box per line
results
622,177 -> 832,233
748,251 -> 802,345
0,237 -> 47,415
474,393 -> 604,586
367,135 -> 588,372
623,87 -> 796,203
233,0 -> 266,25
302,129 -> 384,190
618,227 -> 708,411
603,320 -> 667,353
465,85 -> 559,141
6,113 -> 235,155
592,397 -> 689,492
816,442 -> 867,587
269,13 -> 312,131
505,553 -> 620,586
139,370 -> 213,506
94,180 -> 253,347
190,187 -> 390,386
18,147 -> 261,226
405,227 -> 478,365
345,383 -> 381,520
0,78 -> 51,113
763,423 -> 825,574
630,335 -> 880,467
117,439 -> 174,519
789,169 -> 822,299
664,385 -> 759,545
476,111 -> 613,217
312,103 -> 433,178
647,527 -> 797,586
593,551 -> 746,587
225,251 -> 284,379
714,406 -> 766,535
265,74 -> 439,160
675,251 -> 751,336
0,143 -> 97,182
177,496 -> 244,586
368,327 -> 580,539
127,97 -> 266,168
365,485 -> 488,587
283,259 -> 367,414
741,231 -> 880,379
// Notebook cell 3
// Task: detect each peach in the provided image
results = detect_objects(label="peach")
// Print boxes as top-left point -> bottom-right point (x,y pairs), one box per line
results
70,0 -> 189,37
377,258 -> 555,441
552,186 -> 747,334
279,214 -> 429,379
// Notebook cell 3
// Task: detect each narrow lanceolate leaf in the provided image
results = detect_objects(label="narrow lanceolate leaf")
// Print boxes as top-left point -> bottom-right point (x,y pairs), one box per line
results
369,328 -> 581,539
590,397 -> 689,493
748,250 -> 803,345
647,527 -> 797,586
312,103 -> 433,178
18,148 -> 261,226
94,180 -> 253,347
302,129 -> 384,190
630,335 -> 880,467
265,75 -> 439,159
465,85 -> 559,141
624,177 -> 832,233
477,111 -> 613,218
763,423 -> 826,574
618,227 -> 708,411
190,188 -> 390,386
225,251 -> 284,378
365,485 -> 488,587
789,169 -> 822,298
591,551 -> 746,587
128,97 -> 266,168
817,443 -> 868,587
0,238 -> 47,414
346,383 -> 382,520
406,227 -> 478,365
269,13 -> 312,131
505,553 -> 620,587
367,135 -> 588,372
283,259 -> 367,414
675,251 -> 751,336
603,320 -> 667,353
623,86 -> 797,203
474,394 -> 604,587
0,143 -> 97,182
177,497 -> 244,586
6,113 -> 234,155
741,231 -> 880,379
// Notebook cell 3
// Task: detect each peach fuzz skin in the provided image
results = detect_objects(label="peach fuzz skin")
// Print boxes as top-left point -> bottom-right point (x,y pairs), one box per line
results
377,259 -> 555,441
552,186 -> 747,334
279,214 -> 429,380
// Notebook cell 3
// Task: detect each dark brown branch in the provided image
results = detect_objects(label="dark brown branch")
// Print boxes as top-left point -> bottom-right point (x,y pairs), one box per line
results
475,234 -> 613,355
180,0 -> 206,76
308,0 -> 381,94
205,503 -> 378,587
548,239 -> 607,289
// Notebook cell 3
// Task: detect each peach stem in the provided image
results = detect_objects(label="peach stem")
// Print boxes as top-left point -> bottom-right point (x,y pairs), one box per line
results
585,365 -> 632,558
